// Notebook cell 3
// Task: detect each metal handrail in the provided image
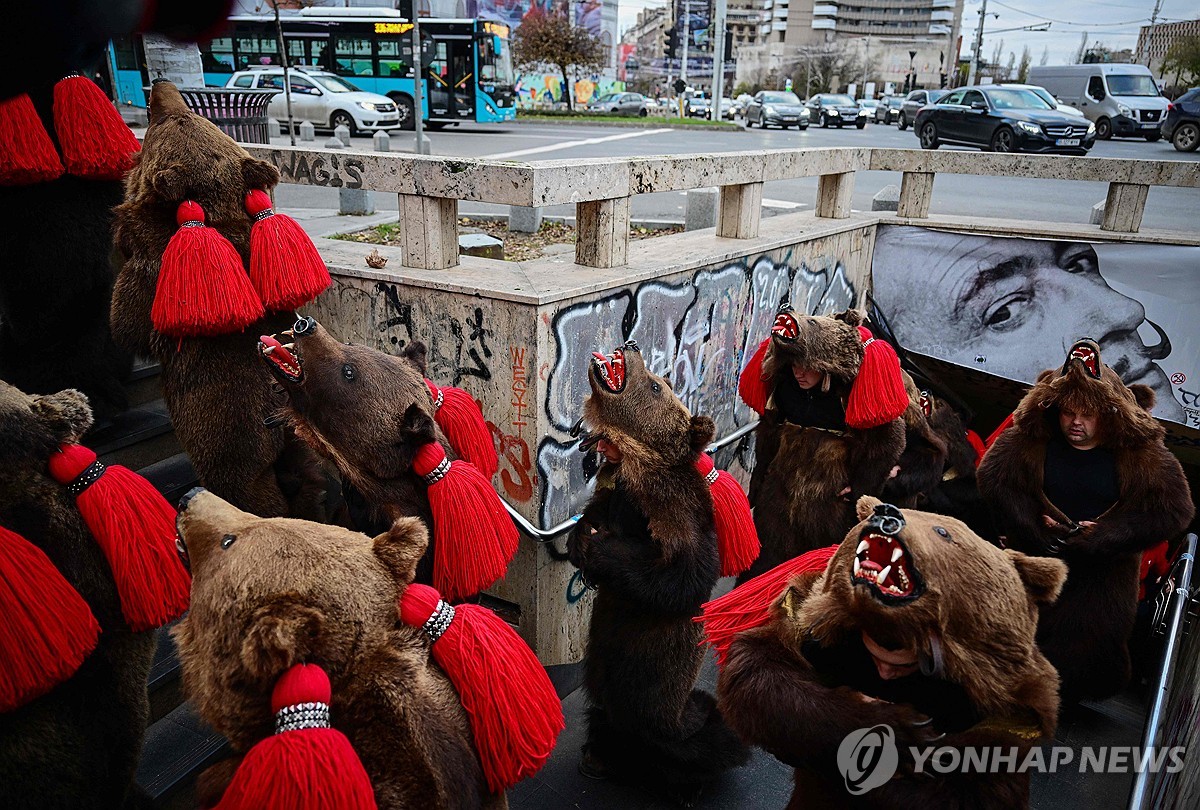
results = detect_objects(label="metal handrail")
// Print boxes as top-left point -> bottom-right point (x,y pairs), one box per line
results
1128,532 -> 1198,809
501,420 -> 759,542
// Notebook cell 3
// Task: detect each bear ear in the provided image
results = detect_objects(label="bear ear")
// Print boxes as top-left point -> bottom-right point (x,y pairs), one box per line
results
833,309 -> 863,327
1005,550 -> 1067,606
151,164 -> 189,202
373,516 -> 429,586
239,595 -> 324,680
242,157 -> 280,191
31,390 -> 94,442
855,495 -> 882,522
399,340 -> 428,375
688,415 -> 716,453
1128,383 -> 1156,413
370,404 -> 438,480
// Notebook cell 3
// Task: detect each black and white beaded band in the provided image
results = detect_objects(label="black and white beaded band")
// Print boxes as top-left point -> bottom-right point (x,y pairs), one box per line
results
421,599 -> 455,643
67,460 -> 106,496
862,337 -> 876,349
252,208 -> 275,222
704,468 -> 719,486
181,220 -> 203,228
274,701 -> 331,734
421,456 -> 452,485
432,388 -> 444,410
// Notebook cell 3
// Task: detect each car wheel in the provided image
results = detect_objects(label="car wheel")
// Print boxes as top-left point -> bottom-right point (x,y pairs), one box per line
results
989,126 -> 1015,153
821,113 -> 829,128
330,111 -> 357,136
639,107 -> 648,118
1173,122 -> 1200,152
1096,117 -> 1112,140
856,121 -> 866,129
392,95 -> 415,131
898,113 -> 908,131
1143,131 -> 1160,142
919,121 -> 940,149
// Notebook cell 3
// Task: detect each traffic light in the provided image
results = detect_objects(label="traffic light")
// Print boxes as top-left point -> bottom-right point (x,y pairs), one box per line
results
665,28 -> 679,61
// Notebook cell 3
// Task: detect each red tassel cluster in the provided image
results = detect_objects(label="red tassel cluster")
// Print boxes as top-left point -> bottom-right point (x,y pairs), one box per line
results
0,94 -> 64,186
52,74 -> 141,180
412,443 -> 518,602
400,583 -> 563,792
965,429 -> 986,467
697,545 -> 838,667
48,443 -> 191,632
216,664 -> 377,810
844,327 -> 910,430
0,526 -> 101,712
694,453 -> 760,577
151,200 -> 265,338
425,380 -> 499,480
737,338 -> 772,415
245,189 -> 331,311
984,412 -> 1015,451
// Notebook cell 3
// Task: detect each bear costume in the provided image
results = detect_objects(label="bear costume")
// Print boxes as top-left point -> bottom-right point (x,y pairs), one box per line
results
977,339 -> 1194,704
879,372 -> 949,509
110,80 -> 326,519
741,305 -> 908,579
567,341 -> 749,801
715,497 -> 1068,809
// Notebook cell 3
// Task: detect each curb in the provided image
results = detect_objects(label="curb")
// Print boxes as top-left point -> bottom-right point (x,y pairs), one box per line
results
513,116 -> 744,132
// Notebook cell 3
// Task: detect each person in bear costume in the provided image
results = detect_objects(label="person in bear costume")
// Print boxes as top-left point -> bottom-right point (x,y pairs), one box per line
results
110,80 -> 327,519
739,304 -> 909,579
976,338 -> 1194,704
880,371 -> 949,509
567,340 -> 749,803
714,497 -> 1068,809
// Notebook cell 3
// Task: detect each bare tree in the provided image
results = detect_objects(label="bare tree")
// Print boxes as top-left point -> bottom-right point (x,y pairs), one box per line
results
1073,33 -> 1089,64
1039,46 -> 1050,66
1017,46 -> 1032,83
990,39 -> 1005,74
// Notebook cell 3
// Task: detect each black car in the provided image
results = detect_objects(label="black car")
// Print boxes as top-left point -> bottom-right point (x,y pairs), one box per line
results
744,90 -> 810,129
806,94 -> 869,128
1162,87 -> 1200,152
874,96 -> 904,124
897,88 -> 948,131
914,85 -> 1097,155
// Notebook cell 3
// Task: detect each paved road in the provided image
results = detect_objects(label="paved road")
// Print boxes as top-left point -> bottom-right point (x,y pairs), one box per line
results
273,120 -> 1200,232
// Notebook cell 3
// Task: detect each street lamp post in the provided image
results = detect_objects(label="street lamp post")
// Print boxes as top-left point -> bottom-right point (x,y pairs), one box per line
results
907,49 -> 917,93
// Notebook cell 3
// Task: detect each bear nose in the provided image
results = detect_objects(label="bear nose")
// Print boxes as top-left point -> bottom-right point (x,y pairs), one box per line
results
293,316 -> 317,337
178,486 -> 206,513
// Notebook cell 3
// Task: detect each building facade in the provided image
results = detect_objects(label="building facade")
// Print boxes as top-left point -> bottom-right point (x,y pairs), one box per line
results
1136,19 -> 1200,80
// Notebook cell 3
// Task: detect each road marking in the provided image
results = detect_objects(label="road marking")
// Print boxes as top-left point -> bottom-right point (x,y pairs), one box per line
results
761,198 -> 805,209
482,128 -> 672,159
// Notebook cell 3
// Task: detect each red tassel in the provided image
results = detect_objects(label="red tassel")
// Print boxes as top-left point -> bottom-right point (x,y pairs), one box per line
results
412,443 -> 518,602
216,664 -> 377,810
426,380 -> 499,480
400,583 -> 563,791
48,444 -> 190,633
151,200 -> 266,338
985,412 -> 1015,450
52,74 -> 140,180
965,429 -> 987,467
695,453 -> 760,577
0,526 -> 100,712
697,545 -> 838,667
0,93 -> 64,186
737,337 -> 772,415
245,189 -> 331,311
845,327 -> 910,430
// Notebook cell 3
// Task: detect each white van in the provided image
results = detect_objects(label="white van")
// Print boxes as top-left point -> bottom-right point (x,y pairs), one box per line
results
1027,64 -> 1168,141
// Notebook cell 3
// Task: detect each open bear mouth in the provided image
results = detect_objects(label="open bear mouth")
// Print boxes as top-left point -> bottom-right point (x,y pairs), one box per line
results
771,311 -> 800,342
258,332 -> 303,383
1065,341 -> 1102,379
852,530 -> 920,601
591,349 -> 626,393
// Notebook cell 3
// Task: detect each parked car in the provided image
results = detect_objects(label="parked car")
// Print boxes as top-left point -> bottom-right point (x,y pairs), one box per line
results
743,90 -> 810,129
898,88 -> 948,131
806,93 -> 869,128
589,92 -> 650,117
874,96 -> 904,124
684,94 -> 712,118
226,68 -> 399,134
994,83 -> 1086,118
914,85 -> 1096,154
1162,87 -> 1200,152
1028,63 -> 1168,140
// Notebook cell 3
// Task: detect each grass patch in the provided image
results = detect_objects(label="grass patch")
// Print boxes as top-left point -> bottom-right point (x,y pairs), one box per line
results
515,110 -> 740,130
334,218 -> 683,262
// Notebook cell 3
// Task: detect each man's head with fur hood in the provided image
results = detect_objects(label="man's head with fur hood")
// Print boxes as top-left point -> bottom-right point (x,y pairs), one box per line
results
761,304 -> 865,393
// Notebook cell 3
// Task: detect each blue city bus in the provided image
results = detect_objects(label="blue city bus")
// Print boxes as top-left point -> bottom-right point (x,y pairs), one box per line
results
109,8 -> 516,128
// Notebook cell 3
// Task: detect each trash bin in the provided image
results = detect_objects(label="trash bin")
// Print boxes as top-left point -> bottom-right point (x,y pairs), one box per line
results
177,88 -> 280,144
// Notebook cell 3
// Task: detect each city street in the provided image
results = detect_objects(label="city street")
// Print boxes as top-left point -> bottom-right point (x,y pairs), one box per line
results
273,119 -> 1200,232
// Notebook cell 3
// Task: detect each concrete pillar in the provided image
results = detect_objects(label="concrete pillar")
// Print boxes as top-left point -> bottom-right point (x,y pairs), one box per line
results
508,205 -> 544,233
896,172 -> 934,218
326,138 -> 374,216
334,124 -> 352,148
299,120 -> 315,142
576,197 -> 631,268
684,187 -> 718,231
1101,182 -> 1148,233
871,184 -> 900,212
816,171 -> 855,219
268,118 -> 282,139
373,130 -> 391,153
399,194 -> 459,269
716,182 -> 763,239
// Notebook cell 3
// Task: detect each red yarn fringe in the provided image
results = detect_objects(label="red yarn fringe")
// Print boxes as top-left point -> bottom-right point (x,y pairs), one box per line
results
53,75 -> 140,180
245,189 -> 331,311
0,93 -> 64,186
737,337 -> 772,415
845,327 -> 909,430
697,545 -> 838,667
0,526 -> 101,712
694,454 -> 760,577
400,584 -> 563,792
152,200 -> 265,337
965,429 -> 986,467
984,412 -> 1015,451
412,443 -> 517,602
426,380 -> 499,480
48,444 -> 191,633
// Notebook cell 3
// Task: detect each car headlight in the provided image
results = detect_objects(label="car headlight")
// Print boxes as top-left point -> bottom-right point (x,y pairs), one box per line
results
801,108 -> 810,117
764,105 -> 776,115
1017,121 -> 1041,134
858,109 -> 868,116
1118,104 -> 1132,117
828,108 -> 840,116
1087,121 -> 1096,134
357,102 -> 378,111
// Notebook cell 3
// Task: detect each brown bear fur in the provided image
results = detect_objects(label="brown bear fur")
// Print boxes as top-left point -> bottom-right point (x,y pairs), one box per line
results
109,81 -> 325,519
0,380 -> 155,809
718,497 -> 1067,809
172,489 -> 504,810
567,344 -> 748,799
976,341 -> 1194,703
880,372 -> 949,508
746,309 -> 906,579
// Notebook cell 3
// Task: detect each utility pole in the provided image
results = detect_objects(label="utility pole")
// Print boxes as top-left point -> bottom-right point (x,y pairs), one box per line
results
1146,0 -> 1164,68
270,1 -> 296,146
861,36 -> 869,96
967,0 -> 988,87
680,0 -> 690,84
711,0 -> 727,119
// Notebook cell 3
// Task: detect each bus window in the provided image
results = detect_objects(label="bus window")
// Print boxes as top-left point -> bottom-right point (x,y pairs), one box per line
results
377,37 -> 412,79
236,36 -> 279,69
334,36 -> 373,77
204,37 -> 234,73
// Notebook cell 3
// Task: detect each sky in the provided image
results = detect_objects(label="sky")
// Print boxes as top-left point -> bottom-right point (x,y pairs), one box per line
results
617,0 -> 1197,65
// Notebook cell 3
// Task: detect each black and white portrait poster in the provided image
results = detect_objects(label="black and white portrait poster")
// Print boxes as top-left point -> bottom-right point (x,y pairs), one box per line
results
870,225 -> 1200,429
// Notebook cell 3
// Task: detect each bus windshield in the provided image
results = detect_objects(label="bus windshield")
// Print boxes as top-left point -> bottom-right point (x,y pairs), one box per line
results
479,35 -> 514,86
1107,74 -> 1160,97
312,75 -> 361,93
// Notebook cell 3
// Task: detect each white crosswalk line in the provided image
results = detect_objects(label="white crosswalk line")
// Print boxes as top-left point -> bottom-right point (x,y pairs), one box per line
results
483,129 -> 672,160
